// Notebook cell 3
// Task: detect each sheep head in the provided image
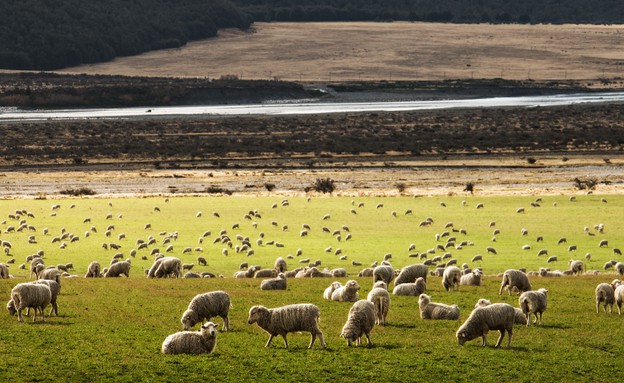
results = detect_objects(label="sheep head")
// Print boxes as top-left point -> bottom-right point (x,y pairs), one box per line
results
181,309 -> 199,331
201,322 -> 217,338
247,305 -> 268,325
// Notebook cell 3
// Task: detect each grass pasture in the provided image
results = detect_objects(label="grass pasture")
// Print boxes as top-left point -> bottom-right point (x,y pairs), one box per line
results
1,194 -> 623,382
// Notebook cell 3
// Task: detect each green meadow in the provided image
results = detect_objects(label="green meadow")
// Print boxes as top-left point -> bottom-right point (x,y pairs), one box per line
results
1,194 -> 623,382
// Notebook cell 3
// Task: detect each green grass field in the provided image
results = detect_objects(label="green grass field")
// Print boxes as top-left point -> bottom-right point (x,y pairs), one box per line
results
1,194 -> 623,382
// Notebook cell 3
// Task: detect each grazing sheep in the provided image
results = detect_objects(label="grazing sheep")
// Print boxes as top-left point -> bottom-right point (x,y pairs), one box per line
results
323,281 -> 343,300
340,300 -> 376,347
392,277 -> 426,296
519,288 -> 548,326
331,280 -> 360,302
615,248 -> 623,256
8,282 -> 52,322
599,239 -> 609,248
197,257 -> 207,266
475,298 -> 527,325
247,303 -> 326,349
373,264 -> 395,285
595,282 -> 617,314
568,259 -> 584,276
499,269 -> 532,295
546,256 -> 558,263
442,266 -> 462,291
0,263 -> 10,279
147,257 -> 181,278
367,282 -> 390,325
331,268 -> 347,277
32,279 -> 60,316
104,260 -> 131,278
460,269 -> 483,286
181,291 -> 231,331
39,268 -> 62,286
394,264 -> 428,285
182,263 -> 194,271
418,294 -> 460,320
260,273 -> 287,290
615,262 -> 624,276
471,255 -> 483,262
274,257 -> 287,273
456,303 -> 516,347
162,322 -> 217,355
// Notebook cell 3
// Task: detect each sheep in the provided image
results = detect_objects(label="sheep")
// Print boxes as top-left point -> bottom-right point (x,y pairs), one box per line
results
104,260 -> 131,278
254,269 -> 277,278
358,267 -> 374,277
614,284 -> 624,315
474,298 -> 527,325
331,268 -> 347,277
568,259 -> 584,276
340,300 -> 376,347
182,263 -> 194,271
519,288 -> 548,326
367,282 -> 390,325
546,256 -> 558,263
499,269 -> 532,295
394,264 -> 428,285
274,257 -> 287,273
0,263 -> 10,279
442,266 -> 462,291
599,239 -> 609,248
392,277 -> 426,296
418,294 -> 460,320
615,262 -> 624,276
460,269 -> 483,286
373,264 -> 394,285
595,282 -> 617,314
247,303 -> 326,349
181,291 -> 231,331
162,322 -> 218,355
7,282 -> 52,322
456,303 -> 517,347
39,268 -> 62,286
284,267 -> 303,278
33,279 -> 60,316
323,281 -> 342,300
261,273 -> 287,290
197,257 -> 207,266
147,257 -> 181,278
331,280 -> 360,302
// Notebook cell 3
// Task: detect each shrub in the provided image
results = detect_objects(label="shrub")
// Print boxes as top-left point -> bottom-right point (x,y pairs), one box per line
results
59,187 -> 97,196
573,177 -> 597,190
527,157 -> 537,164
264,183 -> 276,192
205,186 -> 233,195
464,182 -> 475,195
396,183 -> 406,194
306,178 -> 336,194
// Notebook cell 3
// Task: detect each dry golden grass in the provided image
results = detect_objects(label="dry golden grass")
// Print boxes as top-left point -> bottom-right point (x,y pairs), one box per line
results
60,22 -> 624,82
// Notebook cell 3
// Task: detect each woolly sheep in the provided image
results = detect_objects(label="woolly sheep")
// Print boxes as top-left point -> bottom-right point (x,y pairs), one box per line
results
247,303 -> 326,349
181,291 -> 231,331
460,269 -> 483,286
104,260 -> 131,278
373,264 -> 394,285
442,266 -> 462,291
147,257 -> 181,278
474,298 -> 527,325
616,262 -> 624,276
162,322 -> 217,355
340,299 -> 376,347
39,268 -> 62,286
358,268 -> 374,277
499,269 -> 532,295
615,284 -> 624,315
331,280 -> 360,302
568,259 -> 584,276
519,288 -> 548,326
418,294 -> 460,320
367,282 -> 390,325
392,277 -> 426,296
274,257 -> 287,273
394,264 -> 428,286
456,303 -> 516,347
183,272 -> 201,278
197,257 -> 207,266
254,269 -> 277,278
8,282 -> 52,322
323,281 -> 343,300
595,282 -> 617,314
260,273 -> 287,290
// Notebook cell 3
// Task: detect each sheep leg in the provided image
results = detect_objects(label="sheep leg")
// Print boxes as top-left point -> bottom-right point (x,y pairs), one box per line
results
618,303 -> 622,316
17,308 -> 24,322
364,332 -> 374,347
308,333 -> 316,348
538,312 -> 543,325
494,330 -> 505,348
596,300 -> 600,314
506,328 -> 513,347
481,334 -> 488,346
222,316 -> 230,332
317,331 -> 326,348
281,334 -> 289,349
265,334 -> 275,347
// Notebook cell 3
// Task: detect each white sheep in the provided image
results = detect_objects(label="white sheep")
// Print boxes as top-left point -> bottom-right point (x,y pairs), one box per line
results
247,303 -> 326,349
331,280 -> 360,302
392,277 -> 426,296
418,294 -> 460,320
372,264 -> 394,285
162,322 -> 217,355
85,261 -> 101,278
456,303 -> 517,347
181,291 -> 231,331
614,284 -> 624,315
260,273 -> 287,290
460,269 -> 483,286
274,257 -> 287,273
519,288 -> 548,326
323,281 -> 343,300
394,264 -> 428,285
7,282 -> 52,322
340,299 -> 376,347
442,266 -> 462,291
147,257 -> 181,278
595,282 -> 618,314
568,259 -> 584,276
499,269 -> 532,295
367,281 -> 390,325
104,260 -> 131,277
254,269 -> 278,278
33,279 -> 60,316
474,298 -> 527,325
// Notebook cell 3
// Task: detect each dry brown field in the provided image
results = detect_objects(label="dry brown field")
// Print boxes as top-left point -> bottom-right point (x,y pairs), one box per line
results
60,22 -> 624,82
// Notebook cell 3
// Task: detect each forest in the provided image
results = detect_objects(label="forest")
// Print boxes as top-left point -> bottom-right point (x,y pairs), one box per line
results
1,0 -> 623,71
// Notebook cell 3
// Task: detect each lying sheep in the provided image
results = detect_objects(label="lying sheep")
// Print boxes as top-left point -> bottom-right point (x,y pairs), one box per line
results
373,264 -> 395,285
260,273 -> 287,290
181,291 -> 231,331
7,282 -> 52,322
456,303 -> 517,347
519,288 -> 548,326
418,294 -> 460,320
460,269 -> 483,286
323,281 -> 343,300
394,264 -> 428,285
104,260 -> 131,278
85,261 -> 101,278
392,277 -> 426,296
367,282 -> 390,325
595,282 -> 618,314
340,299 -> 376,347
247,303 -> 326,349
442,266 -> 462,291
284,267 -> 303,278
358,267 -> 374,277
162,322 -> 217,355
183,272 -> 201,278
499,269 -> 532,295
331,268 -> 347,277
254,269 -> 277,278
331,280 -> 360,302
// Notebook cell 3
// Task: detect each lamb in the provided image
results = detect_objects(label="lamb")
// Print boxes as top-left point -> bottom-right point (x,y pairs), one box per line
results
394,264 -> 428,285
147,257 -> 181,278
340,300 -> 376,346
7,282 -> 52,322
442,266 -> 462,291
367,281 -> 390,325
456,303 -> 517,347
181,291 -> 231,331
162,322 -> 218,355
460,269 -> 483,286
595,282 -> 617,314
274,257 -> 287,273
373,264 -> 395,285
568,259 -> 584,276
247,303 -> 326,348
418,294 -> 460,320
519,288 -> 548,326
392,277 -> 426,296
499,269 -> 532,295
323,281 -> 343,300
331,280 -> 360,302
260,273 -> 287,290
104,260 -> 131,277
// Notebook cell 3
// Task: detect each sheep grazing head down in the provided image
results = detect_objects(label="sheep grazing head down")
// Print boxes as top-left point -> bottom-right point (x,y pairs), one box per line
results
456,331 -> 472,346
247,305 -> 268,324
7,299 -> 16,316
181,309 -> 200,331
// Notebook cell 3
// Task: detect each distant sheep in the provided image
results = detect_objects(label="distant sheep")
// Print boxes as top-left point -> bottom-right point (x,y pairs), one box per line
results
615,284 -> 624,315
247,303 -> 326,348
373,265 -> 394,285
7,282 -> 52,322
274,257 -> 287,273
394,264 -> 428,285
104,260 -> 131,277
340,300 -> 376,347
418,294 -> 460,320
323,281 -> 342,300
331,280 -> 360,302
197,257 -> 207,266
499,269 -> 532,295
442,266 -> 462,291
260,273 -> 287,290
147,257 -> 181,278
181,291 -> 231,331
456,303 -> 516,347
254,269 -> 277,278
519,288 -> 548,326
162,322 -> 217,355
616,262 -> 624,276
568,259 -> 584,276
367,281 -> 390,325
392,277 -> 426,296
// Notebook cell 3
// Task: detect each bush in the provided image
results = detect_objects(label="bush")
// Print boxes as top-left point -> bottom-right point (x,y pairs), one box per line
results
463,182 -> 475,195
396,183 -> 406,194
264,183 -> 276,192
306,178 -> 336,194
59,187 -> 97,196
527,157 -> 537,164
205,186 -> 233,195
573,178 -> 598,190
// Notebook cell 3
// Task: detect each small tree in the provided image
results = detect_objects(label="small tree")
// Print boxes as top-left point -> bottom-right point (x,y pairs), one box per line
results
464,182 -> 475,195
306,178 -> 336,194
